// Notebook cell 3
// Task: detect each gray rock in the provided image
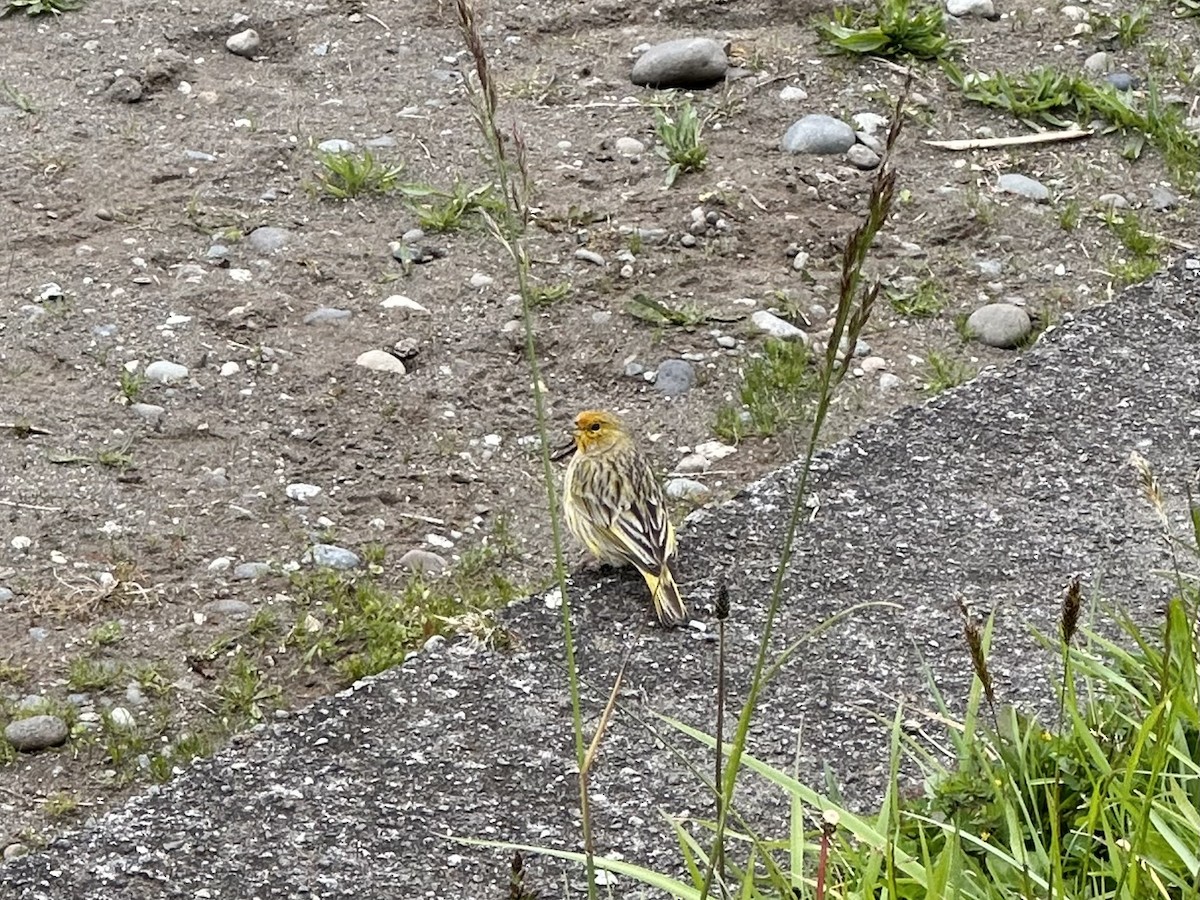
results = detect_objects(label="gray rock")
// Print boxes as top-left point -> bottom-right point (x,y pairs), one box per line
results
4,715 -> 69,752
0,587 -> 13,603
879,372 -> 903,391
781,115 -> 857,155
967,303 -> 1032,348
92,323 -> 119,339
247,227 -> 290,253
716,335 -> 737,349
355,350 -> 406,375
997,173 -> 1050,203
977,259 -> 1004,277
107,76 -> 143,103
779,85 -> 808,102
398,549 -> 449,576
366,136 -> 397,148
304,307 -> 352,325
1097,193 -> 1130,210
751,310 -> 808,342
1105,72 -> 1138,91
125,682 -> 147,708
318,138 -> 355,154
304,544 -> 360,570
947,0 -> 996,16
623,361 -> 645,378
17,695 -> 47,712
28,627 -> 49,642
130,403 -> 165,424
144,360 -> 189,384
630,38 -> 728,88
665,478 -> 711,502
206,244 -> 230,261
1148,186 -> 1180,211
574,249 -> 605,266
108,707 -> 136,731
846,144 -> 881,170
1083,51 -> 1112,74
653,359 -> 697,397
226,29 -> 261,58
201,598 -> 255,620
233,562 -> 271,580
614,137 -> 645,156
184,150 -> 216,163
3,843 -> 29,861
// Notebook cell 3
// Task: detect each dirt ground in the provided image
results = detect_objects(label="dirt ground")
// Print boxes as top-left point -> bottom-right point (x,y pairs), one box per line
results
0,0 -> 1196,855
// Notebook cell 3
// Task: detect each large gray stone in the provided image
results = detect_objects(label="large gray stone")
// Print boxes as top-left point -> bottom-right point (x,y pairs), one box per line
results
781,115 -> 857,154
630,38 -> 728,88
4,715 -> 69,752
967,303 -> 1032,348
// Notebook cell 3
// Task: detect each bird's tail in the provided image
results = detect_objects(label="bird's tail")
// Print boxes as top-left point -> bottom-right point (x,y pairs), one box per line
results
645,564 -> 688,627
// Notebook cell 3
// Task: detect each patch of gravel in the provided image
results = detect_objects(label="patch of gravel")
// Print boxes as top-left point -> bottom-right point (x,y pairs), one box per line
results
2,258 -> 1196,896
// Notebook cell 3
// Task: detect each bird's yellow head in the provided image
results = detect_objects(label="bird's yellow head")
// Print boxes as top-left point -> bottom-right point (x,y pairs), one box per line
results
572,409 -> 629,455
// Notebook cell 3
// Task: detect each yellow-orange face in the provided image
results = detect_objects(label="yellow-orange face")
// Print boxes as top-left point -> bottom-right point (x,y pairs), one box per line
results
572,409 -> 628,454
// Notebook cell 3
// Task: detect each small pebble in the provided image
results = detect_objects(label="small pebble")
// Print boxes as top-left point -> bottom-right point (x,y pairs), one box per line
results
304,307 -> 352,325
665,478 -> 711,502
751,310 -> 807,342
355,350 -> 407,375
226,29 -> 261,58
144,360 -> 188,384
304,544 -> 360,570
654,359 -> 696,397
398,549 -> 448,576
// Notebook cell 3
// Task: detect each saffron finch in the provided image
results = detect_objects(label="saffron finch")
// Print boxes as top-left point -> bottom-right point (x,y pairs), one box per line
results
562,409 -> 688,626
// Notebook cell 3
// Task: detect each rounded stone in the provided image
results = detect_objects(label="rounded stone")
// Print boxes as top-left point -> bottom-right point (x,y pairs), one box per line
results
226,29 -> 261,58
4,715 -> 69,752
398,549 -> 449,576
144,360 -> 189,384
654,359 -> 697,397
967,303 -> 1032,348
781,115 -> 856,155
356,350 -> 407,375
997,173 -> 1050,203
630,38 -> 728,89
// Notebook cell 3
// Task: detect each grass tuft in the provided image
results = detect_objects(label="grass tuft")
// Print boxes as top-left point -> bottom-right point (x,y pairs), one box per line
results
654,102 -> 708,187
818,0 -> 952,60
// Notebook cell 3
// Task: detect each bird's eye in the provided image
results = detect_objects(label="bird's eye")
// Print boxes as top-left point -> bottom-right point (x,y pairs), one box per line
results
589,422 -> 602,432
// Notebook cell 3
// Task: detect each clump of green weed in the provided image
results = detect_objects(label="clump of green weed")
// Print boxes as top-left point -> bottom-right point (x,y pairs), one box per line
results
818,0 -> 952,60
655,102 -> 708,187
313,149 -> 404,199
715,339 -> 819,442
923,350 -> 974,392
407,179 -> 504,232
288,540 -> 520,682
947,64 -> 1200,187
1105,209 -> 1165,284
888,278 -> 946,318
1,0 -> 83,16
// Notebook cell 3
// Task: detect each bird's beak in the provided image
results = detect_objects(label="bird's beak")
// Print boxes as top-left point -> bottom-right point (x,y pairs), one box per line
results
550,432 -> 576,462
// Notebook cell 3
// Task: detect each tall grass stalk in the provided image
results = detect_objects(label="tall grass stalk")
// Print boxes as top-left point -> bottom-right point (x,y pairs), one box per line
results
452,1 -> 597,894
698,88 -> 904,899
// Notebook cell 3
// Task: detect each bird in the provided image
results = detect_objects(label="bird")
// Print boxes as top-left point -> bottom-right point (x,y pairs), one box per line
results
560,409 -> 688,627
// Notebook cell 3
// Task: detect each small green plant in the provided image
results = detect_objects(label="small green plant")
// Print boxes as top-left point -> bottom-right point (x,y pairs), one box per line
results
42,790 -> 79,818
313,149 -> 403,200
96,444 -> 136,471
408,179 -> 503,232
118,368 -> 146,403
529,281 -> 572,307
0,81 -> 35,113
818,0 -> 952,60
1,0 -> 83,16
625,293 -> 718,327
1092,7 -> 1150,47
654,102 -> 708,187
715,339 -> 819,441
216,651 -> 280,727
0,659 -> 28,686
134,662 -> 175,699
99,711 -> 149,769
923,350 -> 974,392
1106,210 -> 1164,284
887,278 -> 946,318
67,657 -> 124,691
88,620 -> 123,646
1057,198 -> 1081,231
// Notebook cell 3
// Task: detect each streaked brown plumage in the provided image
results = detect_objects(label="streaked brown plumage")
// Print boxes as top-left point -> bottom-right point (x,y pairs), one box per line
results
561,410 -> 687,627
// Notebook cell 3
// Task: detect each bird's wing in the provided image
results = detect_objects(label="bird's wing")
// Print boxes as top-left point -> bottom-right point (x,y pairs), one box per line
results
608,467 -> 674,575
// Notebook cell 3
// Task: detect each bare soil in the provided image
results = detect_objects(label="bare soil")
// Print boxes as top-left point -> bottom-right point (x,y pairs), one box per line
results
1,0 -> 1196,855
